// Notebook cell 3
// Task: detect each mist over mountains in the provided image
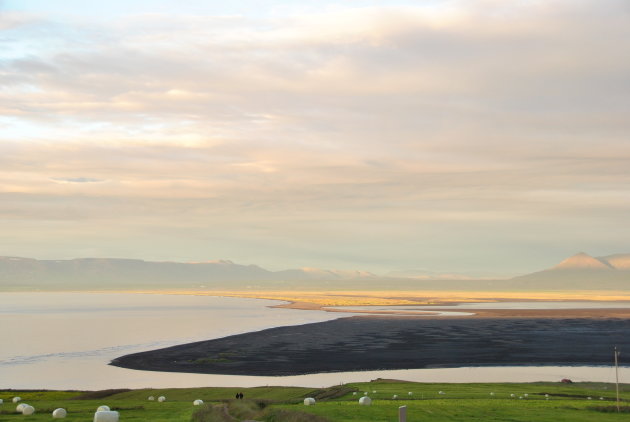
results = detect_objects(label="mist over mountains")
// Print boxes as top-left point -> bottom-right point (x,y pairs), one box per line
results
1,252 -> 629,291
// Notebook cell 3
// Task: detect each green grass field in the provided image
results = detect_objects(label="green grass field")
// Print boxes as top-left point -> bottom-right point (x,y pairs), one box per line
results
2,380 -> 629,421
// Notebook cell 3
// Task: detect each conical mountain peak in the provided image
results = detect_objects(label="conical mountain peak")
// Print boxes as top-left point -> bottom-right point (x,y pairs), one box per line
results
552,252 -> 612,270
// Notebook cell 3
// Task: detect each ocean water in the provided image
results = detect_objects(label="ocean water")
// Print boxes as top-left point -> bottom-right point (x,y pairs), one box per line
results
0,292 -> 339,389
0,292 -> 626,389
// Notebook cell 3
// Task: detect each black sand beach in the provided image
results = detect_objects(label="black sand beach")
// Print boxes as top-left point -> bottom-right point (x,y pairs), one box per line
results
111,317 -> 630,376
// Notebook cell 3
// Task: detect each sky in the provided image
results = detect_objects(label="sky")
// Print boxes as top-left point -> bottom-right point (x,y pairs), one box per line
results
1,0 -> 629,276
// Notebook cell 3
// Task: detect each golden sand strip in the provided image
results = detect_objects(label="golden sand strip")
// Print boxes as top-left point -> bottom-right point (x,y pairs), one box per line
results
119,289 -> 630,304
109,289 -> 630,318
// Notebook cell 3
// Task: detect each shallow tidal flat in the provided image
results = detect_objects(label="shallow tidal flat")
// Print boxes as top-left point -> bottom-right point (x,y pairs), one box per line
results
111,316 -> 630,376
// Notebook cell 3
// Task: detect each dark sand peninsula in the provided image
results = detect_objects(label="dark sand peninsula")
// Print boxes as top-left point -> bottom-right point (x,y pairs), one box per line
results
111,317 -> 630,376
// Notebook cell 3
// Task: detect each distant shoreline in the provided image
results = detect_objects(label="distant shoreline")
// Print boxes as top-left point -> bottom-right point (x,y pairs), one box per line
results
5,288 -> 630,320
6,289 -> 630,318
102,289 -> 630,319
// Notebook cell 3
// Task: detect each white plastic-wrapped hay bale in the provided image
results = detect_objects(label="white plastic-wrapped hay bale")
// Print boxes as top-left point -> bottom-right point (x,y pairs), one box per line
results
407,392 -> 413,396
158,396 -> 166,402
17,403 -> 28,412
392,395 -> 398,400
52,408 -> 67,418
22,405 -> 35,415
97,405 -> 110,412
148,396 -> 155,401
303,398 -> 316,406
94,410 -> 119,422
352,392 -> 357,396
13,397 -> 21,403
359,396 -> 372,406
0,398 -> 3,404
193,399 -> 204,406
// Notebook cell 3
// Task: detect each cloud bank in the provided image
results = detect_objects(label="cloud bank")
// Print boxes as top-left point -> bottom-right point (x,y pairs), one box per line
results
1,0 -> 629,274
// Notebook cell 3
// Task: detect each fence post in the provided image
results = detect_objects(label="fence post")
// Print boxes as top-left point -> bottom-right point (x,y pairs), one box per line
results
399,405 -> 407,422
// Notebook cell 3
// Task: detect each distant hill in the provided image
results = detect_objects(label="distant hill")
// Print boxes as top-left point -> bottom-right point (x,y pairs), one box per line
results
511,252 -> 630,290
603,254 -> 630,270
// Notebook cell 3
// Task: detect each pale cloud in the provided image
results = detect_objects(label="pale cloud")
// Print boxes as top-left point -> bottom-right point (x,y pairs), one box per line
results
0,0 -> 629,273
51,177 -> 104,183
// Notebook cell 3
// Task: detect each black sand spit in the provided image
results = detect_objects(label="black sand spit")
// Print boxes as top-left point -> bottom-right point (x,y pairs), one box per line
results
111,317 -> 630,376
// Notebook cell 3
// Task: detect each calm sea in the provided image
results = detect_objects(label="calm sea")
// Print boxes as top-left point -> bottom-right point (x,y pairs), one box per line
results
0,292 -> 626,389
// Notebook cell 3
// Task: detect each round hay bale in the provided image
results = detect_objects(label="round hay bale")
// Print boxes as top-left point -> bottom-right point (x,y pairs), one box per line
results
17,403 -> 28,412
0,398 -> 3,404
359,396 -> 372,406
97,405 -> 110,412
158,396 -> 166,402
193,399 -> 204,406
303,398 -> 316,406
392,395 -> 398,399
12,397 -> 21,403
408,392 -> 413,396
52,408 -> 67,418
22,405 -> 35,415
94,410 -> 119,422
148,396 -> 155,401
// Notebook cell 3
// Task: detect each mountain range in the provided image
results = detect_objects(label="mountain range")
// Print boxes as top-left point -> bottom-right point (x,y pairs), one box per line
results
0,252 -> 629,291
0,256 -> 381,291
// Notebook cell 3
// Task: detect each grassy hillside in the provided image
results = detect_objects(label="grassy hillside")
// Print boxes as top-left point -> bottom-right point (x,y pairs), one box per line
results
2,380 -> 630,421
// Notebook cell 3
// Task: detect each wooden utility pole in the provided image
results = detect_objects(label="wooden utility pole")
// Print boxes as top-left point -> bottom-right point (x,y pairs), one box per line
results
615,346 -> 620,413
